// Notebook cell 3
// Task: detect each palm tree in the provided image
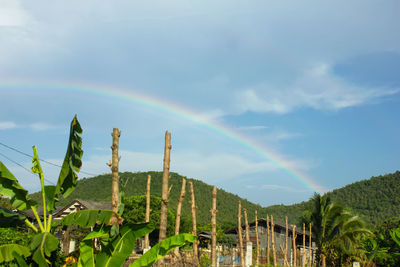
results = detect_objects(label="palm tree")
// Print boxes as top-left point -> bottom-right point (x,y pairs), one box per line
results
305,193 -> 371,266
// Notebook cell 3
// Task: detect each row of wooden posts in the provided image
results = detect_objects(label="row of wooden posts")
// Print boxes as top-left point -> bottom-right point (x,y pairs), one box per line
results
108,128 -> 312,266
238,200 -> 313,266
108,129 -> 219,266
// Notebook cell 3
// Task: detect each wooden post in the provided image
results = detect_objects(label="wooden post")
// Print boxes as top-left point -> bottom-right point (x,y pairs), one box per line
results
189,182 -> 198,265
271,215 -> 276,266
309,223 -> 312,267
303,223 -> 306,267
255,211 -> 260,266
109,127 -> 122,226
63,227 -> 70,255
285,216 -> 288,267
210,186 -> 218,267
244,208 -> 250,266
144,175 -> 151,249
292,225 -> 297,267
266,215 -> 270,266
159,131 -> 171,242
238,201 -> 245,267
173,178 -> 186,257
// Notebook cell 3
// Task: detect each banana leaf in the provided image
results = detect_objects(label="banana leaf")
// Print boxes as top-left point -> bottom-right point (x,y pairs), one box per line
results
130,233 -> 197,267
30,232 -> 59,267
0,207 -> 25,227
0,244 -> 30,263
0,161 -> 36,210
47,115 -> 83,212
52,209 -> 114,228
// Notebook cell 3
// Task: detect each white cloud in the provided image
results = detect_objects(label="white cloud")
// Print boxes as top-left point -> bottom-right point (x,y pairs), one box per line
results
260,184 -> 307,193
29,122 -> 59,131
0,121 -> 17,130
234,63 -> 400,114
237,125 -> 268,131
0,0 -> 29,26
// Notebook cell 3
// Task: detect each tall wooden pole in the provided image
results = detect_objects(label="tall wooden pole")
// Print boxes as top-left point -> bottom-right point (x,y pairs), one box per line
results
255,211 -> 260,266
189,182 -> 198,265
144,175 -> 151,249
292,225 -> 297,267
159,131 -> 171,242
238,201 -> 245,267
244,208 -> 250,266
210,186 -> 218,267
266,215 -> 270,266
285,216 -> 289,267
271,215 -> 276,266
109,127 -> 121,226
309,223 -> 312,267
173,178 -> 186,257
302,223 -> 306,267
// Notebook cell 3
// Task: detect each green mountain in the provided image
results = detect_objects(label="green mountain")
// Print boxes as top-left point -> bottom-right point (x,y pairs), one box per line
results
30,170 -> 400,227
30,171 -> 262,226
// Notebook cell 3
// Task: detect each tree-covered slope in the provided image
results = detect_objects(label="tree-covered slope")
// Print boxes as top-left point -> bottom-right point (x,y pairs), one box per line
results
30,170 -> 400,227
30,171 -> 262,226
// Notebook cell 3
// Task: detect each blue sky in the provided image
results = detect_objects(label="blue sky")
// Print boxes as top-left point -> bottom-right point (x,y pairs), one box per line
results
0,0 -> 399,206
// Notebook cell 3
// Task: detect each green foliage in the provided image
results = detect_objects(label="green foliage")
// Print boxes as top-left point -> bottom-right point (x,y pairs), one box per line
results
129,233 -> 197,267
52,209 -> 114,228
30,232 -> 59,266
0,207 -> 25,227
0,244 -> 31,263
0,161 -> 36,210
0,228 -> 34,247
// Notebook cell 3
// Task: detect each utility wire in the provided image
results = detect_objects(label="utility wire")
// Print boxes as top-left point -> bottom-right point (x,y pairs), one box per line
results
0,141 -> 97,176
0,151 -> 55,185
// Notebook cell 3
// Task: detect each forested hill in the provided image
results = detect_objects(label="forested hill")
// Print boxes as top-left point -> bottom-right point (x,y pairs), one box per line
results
30,171 -> 262,226
262,171 -> 400,226
30,170 -> 400,227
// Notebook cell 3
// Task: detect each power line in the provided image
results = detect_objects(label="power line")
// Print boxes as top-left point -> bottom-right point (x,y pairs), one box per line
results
0,151 -> 55,185
0,141 -> 97,176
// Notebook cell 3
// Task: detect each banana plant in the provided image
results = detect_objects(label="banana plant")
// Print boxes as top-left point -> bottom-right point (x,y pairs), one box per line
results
0,115 -> 84,266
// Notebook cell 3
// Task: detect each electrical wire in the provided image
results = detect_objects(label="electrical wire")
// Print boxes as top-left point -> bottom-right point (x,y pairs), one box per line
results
0,141 -> 97,176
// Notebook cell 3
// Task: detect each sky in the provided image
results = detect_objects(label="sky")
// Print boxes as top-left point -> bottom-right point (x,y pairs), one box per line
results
0,0 -> 399,206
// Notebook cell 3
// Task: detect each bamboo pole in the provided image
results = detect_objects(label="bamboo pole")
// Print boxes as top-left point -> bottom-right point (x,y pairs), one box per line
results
144,175 -> 151,249
266,215 -> 270,266
238,201 -> 245,267
280,244 -> 290,267
159,131 -> 171,242
271,215 -> 276,266
109,127 -> 121,226
285,216 -> 288,267
244,208 -> 250,266
309,223 -> 312,267
303,223 -> 306,267
189,182 -> 198,265
255,211 -> 260,266
292,225 -> 297,267
210,186 -> 218,267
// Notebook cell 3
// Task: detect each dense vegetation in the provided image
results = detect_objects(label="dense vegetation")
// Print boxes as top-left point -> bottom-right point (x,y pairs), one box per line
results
31,170 -> 400,228
30,171 -> 263,227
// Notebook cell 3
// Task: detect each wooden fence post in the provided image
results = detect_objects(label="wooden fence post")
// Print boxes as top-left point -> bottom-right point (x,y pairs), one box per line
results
238,201 -> 245,267
271,215 -> 276,266
189,182 -> 198,265
144,174 -> 151,249
255,211 -> 260,266
210,186 -> 218,267
109,127 -> 122,226
159,131 -> 171,242
292,225 -> 297,267
267,215 -> 270,266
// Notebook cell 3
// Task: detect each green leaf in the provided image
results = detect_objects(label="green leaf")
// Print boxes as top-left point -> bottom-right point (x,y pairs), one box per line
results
31,146 -> 43,175
0,161 -> 36,210
389,228 -> 400,247
49,115 -> 83,212
0,244 -> 30,263
78,239 -> 95,267
0,207 -> 25,227
52,209 -> 114,228
97,223 -> 154,267
130,233 -> 197,267
44,185 -> 56,212
30,232 -> 59,267
83,226 -> 110,241
12,251 -> 29,267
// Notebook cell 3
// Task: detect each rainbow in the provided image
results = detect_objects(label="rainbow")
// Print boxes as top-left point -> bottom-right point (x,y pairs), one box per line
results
1,81 -> 326,193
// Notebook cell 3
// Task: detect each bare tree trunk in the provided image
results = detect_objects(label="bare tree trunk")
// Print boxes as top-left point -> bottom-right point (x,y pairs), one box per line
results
309,223 -> 312,267
303,223 -> 306,267
322,254 -> 326,267
144,174 -> 151,249
173,178 -> 186,257
280,244 -> 290,267
189,181 -> 198,265
238,201 -> 245,267
255,210 -> 260,266
109,127 -> 122,226
63,227 -> 70,255
285,216 -> 289,267
292,225 -> 297,267
159,131 -> 171,242
266,215 -> 270,266
210,186 -> 218,267
244,208 -> 250,266
271,215 -> 276,266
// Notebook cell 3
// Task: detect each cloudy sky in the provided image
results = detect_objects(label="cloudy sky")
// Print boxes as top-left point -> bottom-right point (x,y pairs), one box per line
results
0,0 -> 399,206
